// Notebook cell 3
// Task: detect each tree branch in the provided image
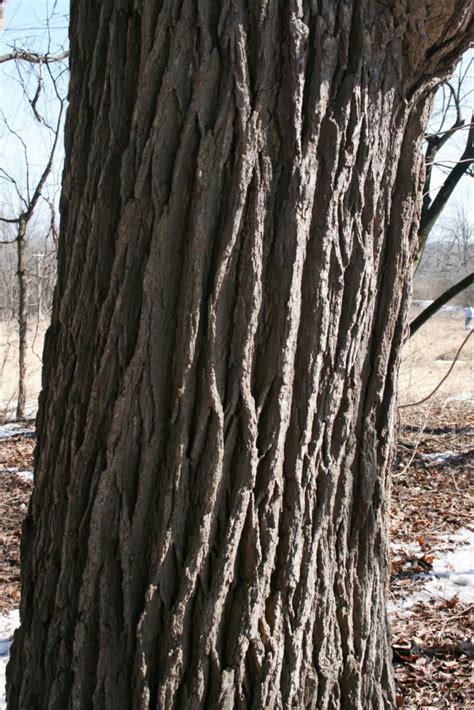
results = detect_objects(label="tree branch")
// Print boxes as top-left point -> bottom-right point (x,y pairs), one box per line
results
399,330 -> 473,408
23,97 -> 65,222
0,50 -> 69,65
425,121 -> 474,140
418,111 -> 474,257
409,272 -> 474,337
0,168 -> 29,210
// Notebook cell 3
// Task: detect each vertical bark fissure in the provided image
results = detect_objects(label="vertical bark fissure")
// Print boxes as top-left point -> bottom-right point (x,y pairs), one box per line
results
7,2 -> 473,709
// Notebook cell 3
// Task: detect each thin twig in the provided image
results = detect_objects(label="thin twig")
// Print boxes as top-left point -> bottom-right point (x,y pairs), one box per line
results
425,121 -> 474,139
399,331 -> 473,409
425,157 -> 474,167
394,402 -> 435,477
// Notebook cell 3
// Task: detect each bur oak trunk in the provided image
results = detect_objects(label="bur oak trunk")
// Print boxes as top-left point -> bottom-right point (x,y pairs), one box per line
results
7,2 -> 473,708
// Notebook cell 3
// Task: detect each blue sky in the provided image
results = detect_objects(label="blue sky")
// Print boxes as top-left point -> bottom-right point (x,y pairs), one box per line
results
0,2 -> 472,230
1,0 -> 69,52
0,0 -> 69,226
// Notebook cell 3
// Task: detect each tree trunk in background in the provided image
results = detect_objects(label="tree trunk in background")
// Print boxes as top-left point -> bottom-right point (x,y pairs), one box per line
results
8,2 -> 473,708
16,216 -> 27,420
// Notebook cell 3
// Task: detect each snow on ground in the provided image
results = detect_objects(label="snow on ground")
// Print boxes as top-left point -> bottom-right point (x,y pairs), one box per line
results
0,610 -> 19,710
417,450 -> 472,466
447,393 -> 474,405
411,300 -> 463,314
0,425 -> 35,480
0,533 -> 470,704
0,423 -> 470,702
389,528 -> 474,613
0,425 -> 35,481
0,424 -> 35,441
0,403 -> 38,424
0,468 -> 33,482
418,451 -> 456,463
12,470 -> 33,482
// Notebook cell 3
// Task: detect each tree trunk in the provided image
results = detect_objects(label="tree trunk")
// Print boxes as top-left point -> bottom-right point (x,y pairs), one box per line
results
16,216 -> 27,420
7,2 -> 473,708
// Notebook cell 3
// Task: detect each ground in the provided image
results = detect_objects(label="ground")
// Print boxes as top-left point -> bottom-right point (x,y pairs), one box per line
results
0,319 -> 47,420
0,433 -> 33,612
391,402 -> 473,708
0,401 -> 472,708
0,312 -> 473,707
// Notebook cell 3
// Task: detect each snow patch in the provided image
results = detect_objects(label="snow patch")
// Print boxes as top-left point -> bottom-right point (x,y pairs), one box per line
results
446,393 -> 474,405
389,529 -> 474,612
0,610 -> 19,710
0,467 -> 33,482
0,424 -> 35,441
411,300 -> 463,315
412,300 -> 434,308
418,451 -> 456,464
0,402 -> 38,423
14,470 -> 33,482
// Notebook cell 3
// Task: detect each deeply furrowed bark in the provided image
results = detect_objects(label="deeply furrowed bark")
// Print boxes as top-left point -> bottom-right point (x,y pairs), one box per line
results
7,2 -> 473,708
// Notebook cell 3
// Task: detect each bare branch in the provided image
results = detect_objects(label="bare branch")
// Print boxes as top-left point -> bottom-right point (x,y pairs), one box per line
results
43,196 -> 60,248
425,121 -> 474,139
0,168 -> 29,210
0,110 -> 31,201
425,156 -> 474,166
30,61 -> 45,122
24,98 -> 65,222
399,330 -> 473,409
0,50 -> 69,65
409,273 -> 474,337
418,110 -> 474,259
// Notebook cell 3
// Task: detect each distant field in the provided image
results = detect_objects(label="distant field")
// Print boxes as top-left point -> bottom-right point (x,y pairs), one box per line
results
0,306 -> 472,419
399,308 -> 473,406
0,319 -> 47,419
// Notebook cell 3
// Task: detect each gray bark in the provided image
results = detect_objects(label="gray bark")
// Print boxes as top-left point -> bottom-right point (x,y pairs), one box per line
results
7,2 -> 473,708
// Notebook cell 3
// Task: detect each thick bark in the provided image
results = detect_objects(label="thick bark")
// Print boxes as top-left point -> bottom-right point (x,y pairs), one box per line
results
16,217 -> 27,420
8,2 -> 473,709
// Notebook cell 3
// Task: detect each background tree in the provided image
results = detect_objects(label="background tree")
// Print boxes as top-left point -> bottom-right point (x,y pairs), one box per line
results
409,58 -> 474,331
0,7 -> 67,418
419,58 -> 474,259
7,3 -> 474,709
0,99 -> 64,418
414,201 -> 473,300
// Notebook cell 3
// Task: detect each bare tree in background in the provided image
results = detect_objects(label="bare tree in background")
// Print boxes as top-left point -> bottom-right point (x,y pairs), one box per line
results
7,3 -> 473,708
0,48 -> 67,418
408,57 -> 474,334
420,57 -> 474,258
417,201 -> 473,274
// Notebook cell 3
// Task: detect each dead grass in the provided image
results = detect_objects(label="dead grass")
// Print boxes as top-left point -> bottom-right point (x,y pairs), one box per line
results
0,319 -> 48,419
0,310 -> 472,705
399,313 -> 473,407
1,310 -> 471,417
